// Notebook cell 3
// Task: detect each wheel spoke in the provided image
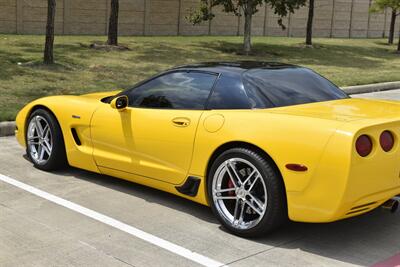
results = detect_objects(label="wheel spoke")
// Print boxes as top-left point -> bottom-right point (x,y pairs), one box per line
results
44,139 -> 52,151
28,136 -> 39,142
233,199 -> 240,222
228,161 -> 242,184
35,117 -> 44,137
215,188 -> 236,194
248,193 -> 265,210
233,200 -> 246,225
43,125 -> 50,139
224,163 -> 239,188
215,196 -> 237,200
225,161 -> 242,187
42,144 -> 51,156
38,145 -> 45,160
28,141 -> 39,145
242,169 -> 256,186
245,200 -> 263,216
248,175 -> 260,192
238,201 -> 246,224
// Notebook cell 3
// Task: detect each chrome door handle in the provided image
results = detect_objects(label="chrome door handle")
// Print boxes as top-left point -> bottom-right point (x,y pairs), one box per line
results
172,117 -> 190,127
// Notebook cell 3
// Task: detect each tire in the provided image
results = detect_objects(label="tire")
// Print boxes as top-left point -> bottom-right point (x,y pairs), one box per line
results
26,109 -> 68,171
208,147 -> 287,237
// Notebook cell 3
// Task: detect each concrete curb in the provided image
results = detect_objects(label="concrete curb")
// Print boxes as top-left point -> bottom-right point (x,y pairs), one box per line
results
1,81 -> 399,137
0,121 -> 16,137
342,81 -> 400,95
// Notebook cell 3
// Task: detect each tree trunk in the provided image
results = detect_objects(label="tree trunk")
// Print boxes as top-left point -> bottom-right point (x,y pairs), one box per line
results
107,0 -> 119,46
388,10 -> 396,45
43,0 -> 56,64
243,2 -> 253,55
397,29 -> 400,52
306,0 -> 314,46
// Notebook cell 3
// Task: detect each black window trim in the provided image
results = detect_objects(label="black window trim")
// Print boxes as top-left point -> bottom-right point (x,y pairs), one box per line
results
119,69 -> 221,111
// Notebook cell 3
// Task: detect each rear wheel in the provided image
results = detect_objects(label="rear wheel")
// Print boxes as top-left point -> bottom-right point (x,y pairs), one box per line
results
26,109 -> 67,171
208,147 -> 287,237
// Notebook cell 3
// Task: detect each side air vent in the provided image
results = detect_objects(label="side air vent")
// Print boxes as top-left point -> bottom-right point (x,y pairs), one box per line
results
175,176 -> 201,197
71,128 -> 82,146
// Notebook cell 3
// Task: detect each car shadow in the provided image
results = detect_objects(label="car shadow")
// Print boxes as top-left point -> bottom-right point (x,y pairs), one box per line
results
52,166 -> 217,224
21,151 -> 400,266
255,210 -> 399,266
50,165 -> 399,266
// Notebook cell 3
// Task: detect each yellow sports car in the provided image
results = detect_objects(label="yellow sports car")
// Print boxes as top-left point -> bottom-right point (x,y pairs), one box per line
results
15,61 -> 400,237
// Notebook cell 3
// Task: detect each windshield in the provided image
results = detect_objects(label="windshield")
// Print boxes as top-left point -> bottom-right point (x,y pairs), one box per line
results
242,67 -> 348,108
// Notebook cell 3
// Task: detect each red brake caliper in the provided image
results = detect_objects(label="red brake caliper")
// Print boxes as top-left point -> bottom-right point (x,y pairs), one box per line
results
227,179 -> 235,196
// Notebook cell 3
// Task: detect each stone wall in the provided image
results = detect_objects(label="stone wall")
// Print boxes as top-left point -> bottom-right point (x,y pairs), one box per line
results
0,0 -> 399,37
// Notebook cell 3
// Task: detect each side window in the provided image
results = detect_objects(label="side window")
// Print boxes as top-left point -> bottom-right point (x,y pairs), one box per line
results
127,71 -> 217,110
207,75 -> 251,110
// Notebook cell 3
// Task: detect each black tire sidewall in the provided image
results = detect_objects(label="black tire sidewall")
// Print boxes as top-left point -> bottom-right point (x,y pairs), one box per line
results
207,148 -> 287,237
26,109 -> 67,171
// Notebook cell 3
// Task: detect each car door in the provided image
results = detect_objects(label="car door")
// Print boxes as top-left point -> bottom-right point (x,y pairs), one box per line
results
91,70 -> 218,185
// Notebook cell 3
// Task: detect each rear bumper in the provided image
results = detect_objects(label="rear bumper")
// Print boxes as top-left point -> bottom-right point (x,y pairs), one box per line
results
287,181 -> 400,223
338,187 -> 400,219
287,121 -> 400,222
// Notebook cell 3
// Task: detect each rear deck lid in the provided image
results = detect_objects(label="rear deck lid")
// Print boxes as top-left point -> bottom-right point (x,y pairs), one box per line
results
266,98 -> 400,122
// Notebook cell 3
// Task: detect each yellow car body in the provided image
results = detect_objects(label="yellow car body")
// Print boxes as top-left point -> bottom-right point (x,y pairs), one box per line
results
15,91 -> 400,223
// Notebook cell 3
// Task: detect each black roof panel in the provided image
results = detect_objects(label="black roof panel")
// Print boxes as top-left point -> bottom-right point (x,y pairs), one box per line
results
172,61 -> 298,74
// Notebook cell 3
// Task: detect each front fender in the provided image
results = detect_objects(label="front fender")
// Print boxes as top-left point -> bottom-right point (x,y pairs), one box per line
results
15,95 -> 103,173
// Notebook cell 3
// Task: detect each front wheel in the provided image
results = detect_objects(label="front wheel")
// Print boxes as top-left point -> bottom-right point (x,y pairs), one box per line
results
208,147 -> 287,237
26,109 -> 67,171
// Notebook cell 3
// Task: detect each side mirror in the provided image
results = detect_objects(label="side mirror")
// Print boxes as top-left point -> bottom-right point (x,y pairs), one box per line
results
110,95 -> 128,111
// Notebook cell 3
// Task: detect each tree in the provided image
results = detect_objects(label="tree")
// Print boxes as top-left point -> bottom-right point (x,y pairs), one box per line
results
389,10 -> 398,44
107,0 -> 119,46
305,0 -> 314,46
398,30 -> 400,52
44,0 -> 56,64
370,0 -> 400,44
188,0 -> 306,55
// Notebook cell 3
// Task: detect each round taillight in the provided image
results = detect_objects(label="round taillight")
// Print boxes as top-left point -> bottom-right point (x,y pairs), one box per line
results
356,135 -> 373,157
380,131 -> 394,152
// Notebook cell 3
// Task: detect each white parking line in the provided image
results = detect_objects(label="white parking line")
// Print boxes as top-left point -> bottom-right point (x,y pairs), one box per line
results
0,173 -> 226,267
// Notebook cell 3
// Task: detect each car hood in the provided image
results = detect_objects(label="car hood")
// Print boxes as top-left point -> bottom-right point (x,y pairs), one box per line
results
267,98 -> 400,122
80,90 -> 121,100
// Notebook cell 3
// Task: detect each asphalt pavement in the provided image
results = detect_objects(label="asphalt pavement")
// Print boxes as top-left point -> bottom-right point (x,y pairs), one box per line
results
1,89 -> 400,267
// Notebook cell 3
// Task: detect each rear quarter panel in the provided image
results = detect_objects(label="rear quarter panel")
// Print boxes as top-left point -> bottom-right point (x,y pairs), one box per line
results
190,109 -> 346,209
296,118 -> 400,222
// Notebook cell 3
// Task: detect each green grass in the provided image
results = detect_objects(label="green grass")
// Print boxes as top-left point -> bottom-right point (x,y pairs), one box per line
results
0,34 -> 399,121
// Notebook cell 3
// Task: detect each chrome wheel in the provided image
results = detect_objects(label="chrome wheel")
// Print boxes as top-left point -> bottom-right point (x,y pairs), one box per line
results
212,158 -> 268,230
27,115 -> 53,164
